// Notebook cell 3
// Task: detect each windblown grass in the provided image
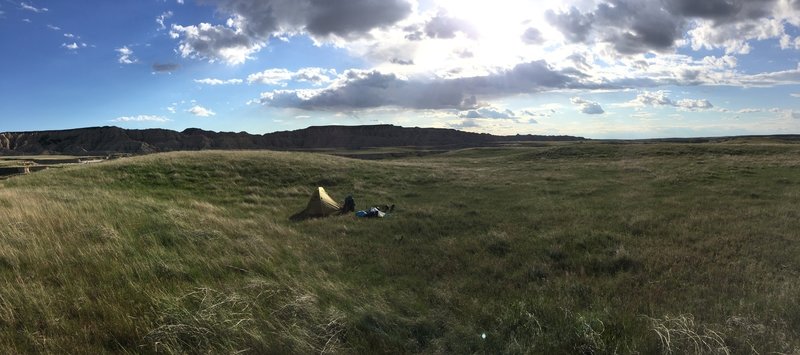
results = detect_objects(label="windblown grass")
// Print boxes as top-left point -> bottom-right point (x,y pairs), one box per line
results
0,144 -> 798,353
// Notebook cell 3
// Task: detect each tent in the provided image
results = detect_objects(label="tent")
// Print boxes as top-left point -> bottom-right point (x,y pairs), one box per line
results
301,187 -> 341,217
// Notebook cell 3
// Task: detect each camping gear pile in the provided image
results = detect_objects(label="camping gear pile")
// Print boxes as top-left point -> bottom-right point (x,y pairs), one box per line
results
292,187 -> 393,220
356,207 -> 385,218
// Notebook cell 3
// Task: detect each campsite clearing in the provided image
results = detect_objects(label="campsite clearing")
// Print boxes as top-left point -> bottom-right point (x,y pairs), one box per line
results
0,141 -> 798,353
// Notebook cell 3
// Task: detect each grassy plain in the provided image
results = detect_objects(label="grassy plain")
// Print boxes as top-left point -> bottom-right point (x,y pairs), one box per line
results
0,142 -> 798,353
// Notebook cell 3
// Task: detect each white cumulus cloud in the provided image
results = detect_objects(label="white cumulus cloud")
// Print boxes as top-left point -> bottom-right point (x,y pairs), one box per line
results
112,115 -> 170,122
247,67 -> 335,86
571,97 -> 605,115
170,23 -> 263,65
157,11 -> 173,31
194,78 -> 243,85
115,46 -> 136,64
622,91 -> 713,111
187,105 -> 216,117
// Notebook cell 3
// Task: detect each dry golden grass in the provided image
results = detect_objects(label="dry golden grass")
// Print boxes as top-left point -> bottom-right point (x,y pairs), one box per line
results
0,144 -> 796,353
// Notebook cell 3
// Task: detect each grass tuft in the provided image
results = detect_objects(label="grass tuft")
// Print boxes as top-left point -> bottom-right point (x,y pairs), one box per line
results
649,314 -> 729,355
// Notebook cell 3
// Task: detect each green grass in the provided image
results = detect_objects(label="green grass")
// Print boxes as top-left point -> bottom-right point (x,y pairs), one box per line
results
0,143 -> 799,353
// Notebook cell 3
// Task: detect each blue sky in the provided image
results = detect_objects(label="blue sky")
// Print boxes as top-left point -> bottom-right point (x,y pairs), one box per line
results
2,0 -> 800,138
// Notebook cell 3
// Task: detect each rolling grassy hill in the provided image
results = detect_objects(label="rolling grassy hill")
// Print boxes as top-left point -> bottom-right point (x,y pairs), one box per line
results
0,142 -> 798,353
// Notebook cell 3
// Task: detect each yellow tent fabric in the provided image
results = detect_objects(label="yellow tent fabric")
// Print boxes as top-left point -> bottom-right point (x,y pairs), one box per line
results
303,187 -> 341,217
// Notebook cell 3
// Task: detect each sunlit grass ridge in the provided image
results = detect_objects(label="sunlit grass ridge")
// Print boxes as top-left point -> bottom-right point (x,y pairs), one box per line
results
0,144 -> 798,353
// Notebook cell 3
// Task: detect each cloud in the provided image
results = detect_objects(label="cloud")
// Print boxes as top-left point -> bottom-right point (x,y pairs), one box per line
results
152,63 -> 180,73
546,7 -> 594,43
62,42 -> 86,51
170,23 -> 262,65
46,24 -> 60,30
194,78 -> 243,85
675,98 -> 713,110
63,33 -> 75,38
545,0 -> 794,55
550,1 -> 686,54
689,16 -> 782,54
449,118 -> 481,129
115,46 -> 137,64
521,27 -> 544,45
627,90 -> 674,106
623,90 -> 713,110
424,12 -> 477,39
390,58 -> 414,65
702,55 -> 737,69
729,64 -> 800,87
303,0 -> 412,38
169,0 -> 413,65
571,97 -> 605,114
458,107 -> 516,119
736,108 -> 763,114
157,11 -> 173,31
781,34 -> 800,50
293,67 -> 336,85
112,115 -> 170,122
187,105 -> 216,117
247,69 -> 293,86
20,2 -> 47,13
258,60 -> 583,110
664,0 -> 773,21
247,67 -> 335,86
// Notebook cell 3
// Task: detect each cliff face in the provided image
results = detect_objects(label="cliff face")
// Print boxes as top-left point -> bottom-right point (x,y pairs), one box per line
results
0,125 -> 583,155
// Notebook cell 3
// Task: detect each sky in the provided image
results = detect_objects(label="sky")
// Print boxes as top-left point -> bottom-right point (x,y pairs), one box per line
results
2,0 -> 800,138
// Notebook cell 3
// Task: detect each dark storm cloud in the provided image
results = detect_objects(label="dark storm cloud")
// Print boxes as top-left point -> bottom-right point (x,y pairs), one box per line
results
176,0 -> 413,63
545,7 -> 594,43
305,0 -> 412,37
546,0 -> 783,55
665,0 -> 741,19
206,0 -> 412,38
261,60 -> 584,110
606,1 -> 685,53
664,0 -> 776,23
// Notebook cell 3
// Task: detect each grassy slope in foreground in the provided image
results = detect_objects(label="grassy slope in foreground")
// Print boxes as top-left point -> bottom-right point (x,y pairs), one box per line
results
0,144 -> 798,353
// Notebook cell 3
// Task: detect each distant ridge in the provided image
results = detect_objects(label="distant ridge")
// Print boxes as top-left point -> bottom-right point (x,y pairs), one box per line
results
0,125 -> 583,155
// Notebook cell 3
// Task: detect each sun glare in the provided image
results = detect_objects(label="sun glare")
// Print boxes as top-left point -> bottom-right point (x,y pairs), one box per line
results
433,0 -> 545,68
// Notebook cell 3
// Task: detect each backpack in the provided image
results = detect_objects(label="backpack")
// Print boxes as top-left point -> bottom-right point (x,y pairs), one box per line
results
342,195 -> 355,213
